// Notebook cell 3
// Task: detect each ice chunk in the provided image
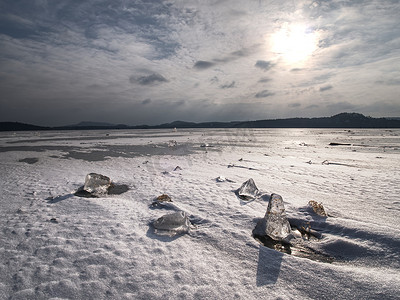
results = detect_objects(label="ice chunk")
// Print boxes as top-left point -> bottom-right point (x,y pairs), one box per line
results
153,211 -> 191,236
308,200 -> 327,217
83,173 -> 112,196
216,176 -> 226,182
254,193 -> 291,241
155,194 -> 172,202
237,178 -> 259,200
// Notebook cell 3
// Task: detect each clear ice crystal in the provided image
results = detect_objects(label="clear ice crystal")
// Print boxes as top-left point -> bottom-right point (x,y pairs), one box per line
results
238,178 -> 259,199
264,194 -> 291,240
153,211 -> 191,236
83,173 -> 112,195
254,193 -> 291,241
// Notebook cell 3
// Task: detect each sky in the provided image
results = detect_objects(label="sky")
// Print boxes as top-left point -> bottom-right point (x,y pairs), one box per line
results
0,0 -> 399,126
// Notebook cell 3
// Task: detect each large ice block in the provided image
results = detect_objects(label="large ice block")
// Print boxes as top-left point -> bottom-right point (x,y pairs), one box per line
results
83,173 -> 112,196
264,193 -> 291,240
153,211 -> 191,236
254,193 -> 291,241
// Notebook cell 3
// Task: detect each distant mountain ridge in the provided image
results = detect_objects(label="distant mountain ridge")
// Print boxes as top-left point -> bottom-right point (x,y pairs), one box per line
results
68,121 -> 118,127
1,113 -> 400,131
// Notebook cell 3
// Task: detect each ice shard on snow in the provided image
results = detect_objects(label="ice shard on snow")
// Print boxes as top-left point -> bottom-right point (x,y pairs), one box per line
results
153,211 -> 191,236
254,193 -> 291,241
308,200 -> 328,217
237,178 -> 259,200
83,173 -> 112,196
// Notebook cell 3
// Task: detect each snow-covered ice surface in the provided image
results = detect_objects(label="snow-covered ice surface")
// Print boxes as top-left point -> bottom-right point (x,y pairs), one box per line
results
0,128 -> 399,299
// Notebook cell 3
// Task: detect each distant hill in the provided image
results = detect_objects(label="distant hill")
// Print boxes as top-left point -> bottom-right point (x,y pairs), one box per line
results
68,121 -> 118,127
148,113 -> 400,129
0,122 -> 49,131
54,121 -> 128,130
1,113 -> 400,131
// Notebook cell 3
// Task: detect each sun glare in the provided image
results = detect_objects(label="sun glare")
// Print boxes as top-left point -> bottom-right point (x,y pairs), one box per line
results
270,24 -> 318,65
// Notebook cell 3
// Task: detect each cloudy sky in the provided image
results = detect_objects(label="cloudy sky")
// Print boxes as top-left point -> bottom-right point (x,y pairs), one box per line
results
0,0 -> 399,126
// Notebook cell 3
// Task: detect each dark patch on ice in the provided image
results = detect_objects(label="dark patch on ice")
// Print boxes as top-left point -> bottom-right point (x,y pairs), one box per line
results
74,184 -> 129,198
73,188 -> 99,198
260,194 -> 272,201
329,142 -> 352,146
18,157 -> 39,164
108,184 -> 129,195
253,233 -> 334,263
253,234 -> 291,254
5,134 -> 187,144
150,201 -> 180,210
0,143 -> 203,161
322,160 -> 356,167
227,164 -> 259,171
62,150 -> 111,161
46,193 -> 75,203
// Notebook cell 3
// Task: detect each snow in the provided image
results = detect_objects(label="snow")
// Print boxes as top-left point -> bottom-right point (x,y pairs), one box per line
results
0,128 -> 399,299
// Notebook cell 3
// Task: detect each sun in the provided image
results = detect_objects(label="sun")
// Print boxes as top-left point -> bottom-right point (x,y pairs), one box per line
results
270,23 -> 318,65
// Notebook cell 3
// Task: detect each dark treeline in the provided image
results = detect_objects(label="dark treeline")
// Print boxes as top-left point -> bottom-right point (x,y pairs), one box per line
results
1,113 -> 400,131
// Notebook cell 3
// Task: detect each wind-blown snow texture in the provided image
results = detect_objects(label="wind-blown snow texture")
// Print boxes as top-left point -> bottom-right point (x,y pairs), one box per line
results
0,129 -> 399,299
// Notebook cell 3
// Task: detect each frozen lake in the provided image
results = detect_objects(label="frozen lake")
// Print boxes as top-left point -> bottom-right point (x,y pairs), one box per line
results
0,128 -> 399,299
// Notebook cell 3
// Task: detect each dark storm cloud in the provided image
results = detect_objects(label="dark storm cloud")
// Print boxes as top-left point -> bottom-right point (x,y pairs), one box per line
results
193,61 -> 215,70
255,90 -> 275,98
255,60 -> 274,71
319,85 -> 333,92
130,73 -> 168,86
142,98 -> 152,105
220,81 -> 236,89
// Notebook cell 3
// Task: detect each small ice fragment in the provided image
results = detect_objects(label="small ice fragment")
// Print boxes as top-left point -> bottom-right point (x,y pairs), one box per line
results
308,200 -> 327,217
151,194 -> 174,208
254,193 -> 291,241
237,178 -> 259,200
216,176 -> 226,182
156,194 -> 172,202
83,173 -> 111,196
153,211 -> 191,236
